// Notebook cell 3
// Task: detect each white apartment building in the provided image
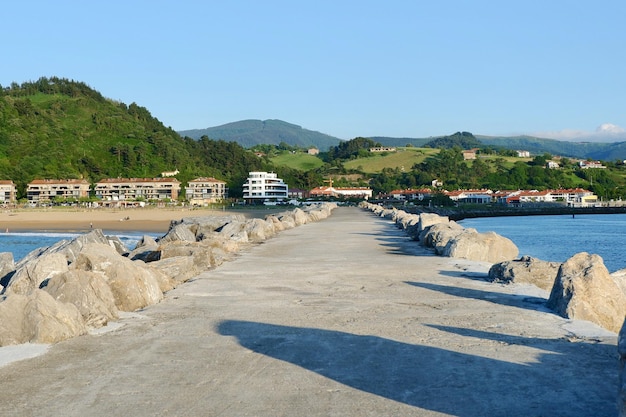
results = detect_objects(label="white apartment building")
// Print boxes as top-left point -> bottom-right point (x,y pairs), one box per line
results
94,178 -> 181,202
242,172 -> 288,203
27,179 -> 91,204
185,177 -> 228,205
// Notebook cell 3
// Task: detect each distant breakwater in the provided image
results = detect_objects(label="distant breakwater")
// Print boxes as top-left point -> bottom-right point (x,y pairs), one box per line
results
402,205 -> 626,221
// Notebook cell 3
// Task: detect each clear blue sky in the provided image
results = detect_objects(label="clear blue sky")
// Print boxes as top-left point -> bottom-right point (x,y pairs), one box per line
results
3,0 -> 625,141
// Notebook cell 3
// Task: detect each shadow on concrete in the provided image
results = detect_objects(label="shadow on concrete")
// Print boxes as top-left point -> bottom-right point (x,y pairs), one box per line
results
217,320 -> 616,416
438,269 -> 490,282
405,281 -> 548,312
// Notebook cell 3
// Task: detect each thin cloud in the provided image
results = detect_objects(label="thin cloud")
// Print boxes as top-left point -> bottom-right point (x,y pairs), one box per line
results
533,124 -> 626,142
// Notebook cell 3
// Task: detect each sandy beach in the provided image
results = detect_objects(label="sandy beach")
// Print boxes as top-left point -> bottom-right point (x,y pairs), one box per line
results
0,206 -> 283,234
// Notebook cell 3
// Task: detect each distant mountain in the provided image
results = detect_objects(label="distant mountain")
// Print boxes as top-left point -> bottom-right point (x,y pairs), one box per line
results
179,119 -> 343,150
372,133 -> 626,161
476,135 -> 626,161
368,136 -> 431,147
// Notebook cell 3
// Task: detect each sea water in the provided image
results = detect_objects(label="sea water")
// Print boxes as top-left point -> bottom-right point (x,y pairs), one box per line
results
0,231 -> 158,262
460,213 -> 626,272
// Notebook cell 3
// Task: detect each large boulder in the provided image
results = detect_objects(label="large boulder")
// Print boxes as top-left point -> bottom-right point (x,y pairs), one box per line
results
265,215 -> 286,232
24,290 -> 87,344
3,252 -> 69,295
0,294 -> 28,345
488,255 -> 561,291
441,229 -> 519,263
419,222 -> 465,254
217,220 -> 249,242
0,252 -> 15,289
44,270 -> 119,328
127,235 -> 160,262
292,208 -> 310,226
156,241 -> 216,272
0,290 -> 87,346
177,215 -> 246,239
547,252 -> 626,333
72,243 -> 163,311
149,256 -> 200,287
158,223 -> 197,244
417,213 -> 449,236
245,218 -> 276,242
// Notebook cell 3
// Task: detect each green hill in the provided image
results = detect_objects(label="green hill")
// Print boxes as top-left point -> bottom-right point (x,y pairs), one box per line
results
0,77 -> 267,198
373,134 -> 626,161
476,135 -> 626,161
179,119 -> 343,151
342,147 -> 438,173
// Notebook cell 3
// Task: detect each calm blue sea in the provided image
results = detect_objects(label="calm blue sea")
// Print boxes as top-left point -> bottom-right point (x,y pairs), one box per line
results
460,213 -> 626,272
0,231 -> 160,262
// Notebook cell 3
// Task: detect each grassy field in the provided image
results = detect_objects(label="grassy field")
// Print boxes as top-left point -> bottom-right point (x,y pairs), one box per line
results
270,152 -> 325,170
343,147 -> 439,173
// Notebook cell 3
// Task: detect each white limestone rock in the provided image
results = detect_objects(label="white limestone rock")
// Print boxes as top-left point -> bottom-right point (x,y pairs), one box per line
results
547,252 -> 626,333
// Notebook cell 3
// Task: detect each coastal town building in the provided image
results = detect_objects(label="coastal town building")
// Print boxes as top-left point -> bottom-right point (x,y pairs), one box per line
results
0,180 -> 17,205
160,169 -> 179,178
309,186 -> 373,200
185,177 -> 228,205
444,189 -> 493,204
579,160 -> 606,169
493,188 -> 597,207
288,188 -> 309,200
94,178 -> 181,204
369,147 -> 397,153
516,150 -> 531,158
462,150 -> 477,160
26,179 -> 90,204
242,171 -> 289,203
386,188 -> 433,201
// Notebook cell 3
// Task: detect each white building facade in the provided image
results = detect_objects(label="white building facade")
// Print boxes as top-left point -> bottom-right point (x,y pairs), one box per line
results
242,172 -> 288,203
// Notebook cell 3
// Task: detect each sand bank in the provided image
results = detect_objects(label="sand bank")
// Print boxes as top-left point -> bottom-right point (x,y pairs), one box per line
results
0,207 -> 282,234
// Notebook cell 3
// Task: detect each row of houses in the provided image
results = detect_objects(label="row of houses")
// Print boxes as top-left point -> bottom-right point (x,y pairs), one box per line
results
0,177 -> 228,206
241,172 -> 374,203
384,187 -> 600,207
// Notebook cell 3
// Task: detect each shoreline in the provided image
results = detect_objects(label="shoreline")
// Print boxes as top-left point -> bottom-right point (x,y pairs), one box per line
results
0,207 -> 285,234
404,205 -> 626,221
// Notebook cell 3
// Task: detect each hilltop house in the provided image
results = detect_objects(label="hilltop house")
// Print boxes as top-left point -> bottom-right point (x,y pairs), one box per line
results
369,147 -> 397,153
462,149 -> 477,160
579,160 -> 606,169
26,179 -> 91,204
185,177 -> 228,205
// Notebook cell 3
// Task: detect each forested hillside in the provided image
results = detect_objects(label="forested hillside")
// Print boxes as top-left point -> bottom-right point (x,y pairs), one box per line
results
0,77 -> 272,198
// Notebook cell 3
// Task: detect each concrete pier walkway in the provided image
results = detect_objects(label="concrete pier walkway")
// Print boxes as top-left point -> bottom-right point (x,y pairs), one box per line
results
0,207 -> 619,416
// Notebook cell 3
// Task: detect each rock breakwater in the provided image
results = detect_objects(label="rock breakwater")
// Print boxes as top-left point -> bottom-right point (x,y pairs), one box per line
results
361,202 -> 626,414
0,203 -> 337,347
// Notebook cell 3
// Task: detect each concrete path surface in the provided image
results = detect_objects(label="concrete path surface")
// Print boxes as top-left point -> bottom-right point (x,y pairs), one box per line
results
0,207 -> 619,417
